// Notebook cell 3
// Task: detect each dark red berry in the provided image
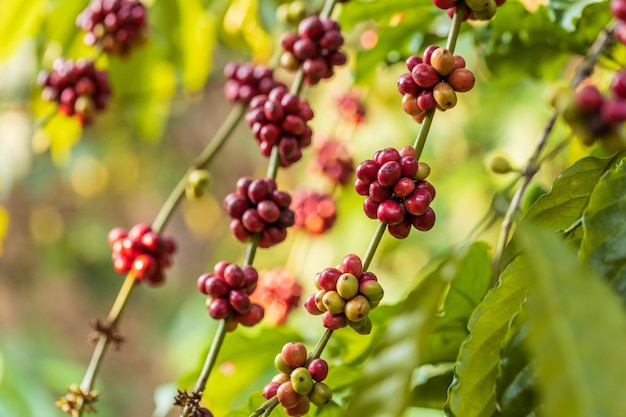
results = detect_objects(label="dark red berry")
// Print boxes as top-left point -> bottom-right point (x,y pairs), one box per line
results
307,359 -> 329,382
209,298 -> 232,319
377,200 -> 406,225
404,188 -> 432,216
410,208 -> 436,231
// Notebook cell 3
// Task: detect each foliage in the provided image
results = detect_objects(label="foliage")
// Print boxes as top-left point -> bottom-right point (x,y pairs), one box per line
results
2,0 -> 626,417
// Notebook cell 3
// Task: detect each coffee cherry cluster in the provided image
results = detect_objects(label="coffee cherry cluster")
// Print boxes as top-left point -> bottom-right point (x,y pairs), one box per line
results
337,92 -> 367,125
398,46 -> 475,123
223,62 -> 285,104
263,342 -> 333,416
311,139 -> 354,186
555,72 -> 626,152
107,223 -> 176,286
250,268 -> 302,325
611,0 -> 626,44
291,190 -> 338,235
37,58 -> 111,125
280,15 -> 348,85
354,146 -> 436,238
434,0 -> 506,21
223,177 -> 295,248
197,261 -> 264,329
76,0 -> 147,56
246,86 -> 314,167
304,254 -> 384,334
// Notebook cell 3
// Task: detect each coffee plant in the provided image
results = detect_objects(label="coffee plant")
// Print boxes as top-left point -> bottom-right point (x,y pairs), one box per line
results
1,0 -> 626,416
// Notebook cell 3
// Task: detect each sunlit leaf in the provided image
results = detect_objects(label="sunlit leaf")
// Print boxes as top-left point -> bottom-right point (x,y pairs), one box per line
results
0,0 -> 45,60
177,0 -> 217,92
520,226 -> 626,417
445,258 -> 528,417
426,242 -> 492,364
343,260 -> 451,417
410,368 -> 454,409
525,155 -> 616,236
580,155 -> 626,300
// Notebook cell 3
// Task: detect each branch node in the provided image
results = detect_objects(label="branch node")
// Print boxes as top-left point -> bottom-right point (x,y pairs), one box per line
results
174,389 -> 205,416
55,384 -> 99,416
88,319 -> 125,350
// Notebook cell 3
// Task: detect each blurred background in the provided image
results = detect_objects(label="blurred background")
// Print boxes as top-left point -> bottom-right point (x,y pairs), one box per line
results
0,0 -> 610,416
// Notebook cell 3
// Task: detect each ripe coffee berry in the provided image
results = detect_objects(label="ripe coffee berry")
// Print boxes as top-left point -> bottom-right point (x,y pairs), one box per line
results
223,62 -> 285,104
398,47 -> 474,122
438,0 -> 506,21
38,58 -> 111,125
76,0 -> 148,56
197,261 -> 264,328
250,267 -> 302,325
337,92 -> 367,124
280,15 -> 348,85
291,190 -> 337,235
310,139 -> 354,186
224,177 -> 295,247
108,223 -> 175,286
355,147 -> 437,236
246,86 -> 314,167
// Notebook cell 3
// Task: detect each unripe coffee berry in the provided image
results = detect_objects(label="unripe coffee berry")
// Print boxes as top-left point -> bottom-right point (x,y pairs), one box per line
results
314,290 -> 328,313
348,316 -> 373,335
433,82 -> 457,109
277,381 -> 301,409
290,367 -> 314,395
447,68 -> 475,93
430,47 -> 455,76
305,293 -> 324,315
275,353 -> 294,374
359,279 -> 384,307
336,273 -> 359,300
284,396 -> 310,416
282,342 -> 307,367
185,169 -> 211,199
308,382 -> 333,407
322,291 -> 346,314
344,295 -> 371,322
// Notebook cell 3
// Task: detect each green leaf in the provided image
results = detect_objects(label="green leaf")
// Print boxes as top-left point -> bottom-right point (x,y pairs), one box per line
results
343,262 -> 450,417
0,0 -> 45,60
525,155 -> 616,235
410,368 -> 455,409
446,258 -> 529,417
108,42 -> 176,141
426,242 -> 493,364
547,0 -> 606,31
581,155 -> 626,300
176,0 -> 217,92
495,310 -> 538,417
520,225 -> 626,417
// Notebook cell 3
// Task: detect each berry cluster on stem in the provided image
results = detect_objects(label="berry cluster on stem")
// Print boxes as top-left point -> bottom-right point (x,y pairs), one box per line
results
246,86 -> 314,166
37,58 -> 111,125
108,223 -> 176,286
224,62 -> 285,104
224,177 -> 295,247
434,0 -> 506,21
76,0 -> 148,56
355,146 -> 436,238
398,45 -> 475,122
280,15 -> 348,85
291,190 -> 338,235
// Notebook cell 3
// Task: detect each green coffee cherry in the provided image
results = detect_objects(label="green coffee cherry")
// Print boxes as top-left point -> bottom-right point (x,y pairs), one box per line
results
185,169 -> 211,199
415,162 -> 431,180
471,0 -> 497,20
272,372 -> 290,384
358,280 -> 384,308
291,367 -> 314,395
322,291 -> 346,315
275,353 -> 293,375
314,290 -> 328,313
344,295 -> 371,322
489,155 -> 514,174
336,273 -> 359,300
348,316 -> 373,335
308,382 -> 333,407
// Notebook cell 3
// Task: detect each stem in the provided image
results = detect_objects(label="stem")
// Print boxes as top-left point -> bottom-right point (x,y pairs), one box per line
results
308,328 -> 334,361
413,111 -> 435,161
491,22 -> 616,279
446,2 -> 465,53
153,104 -> 246,233
250,397 -> 280,417
80,272 -> 136,394
362,222 -> 387,272
180,319 -> 229,417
